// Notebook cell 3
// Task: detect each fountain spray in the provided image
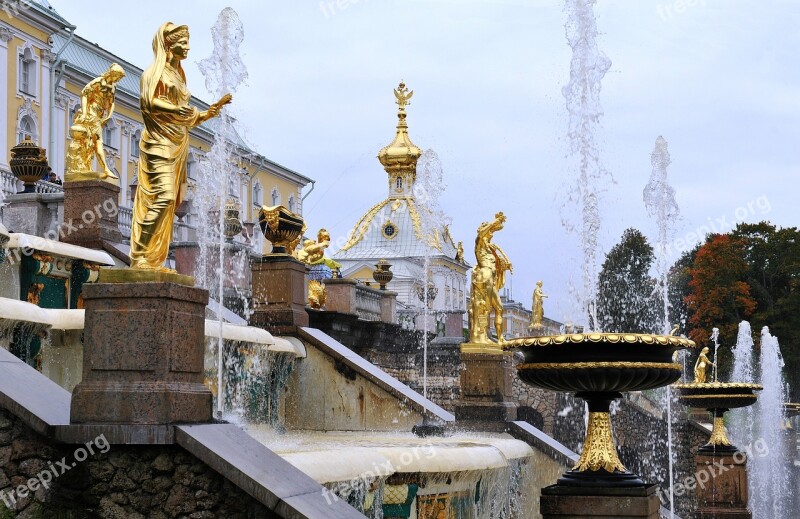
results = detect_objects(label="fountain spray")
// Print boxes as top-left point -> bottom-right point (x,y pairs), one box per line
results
562,0 -> 612,331
198,7 -> 248,419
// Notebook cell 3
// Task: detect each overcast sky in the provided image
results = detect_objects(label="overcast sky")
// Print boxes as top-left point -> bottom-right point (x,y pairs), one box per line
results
51,0 -> 800,325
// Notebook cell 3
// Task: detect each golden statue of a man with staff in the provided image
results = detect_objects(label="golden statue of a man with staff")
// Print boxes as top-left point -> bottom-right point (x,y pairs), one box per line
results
129,22 -> 231,272
464,212 -> 513,353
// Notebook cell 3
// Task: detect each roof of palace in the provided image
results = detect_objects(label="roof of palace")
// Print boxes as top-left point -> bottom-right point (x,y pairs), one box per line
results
334,84 -> 464,266
334,196 -> 459,261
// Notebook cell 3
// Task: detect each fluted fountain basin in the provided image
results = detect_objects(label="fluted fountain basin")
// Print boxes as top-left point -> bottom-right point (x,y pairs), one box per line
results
675,382 -> 762,455
674,382 -> 762,410
504,333 -> 696,487
506,333 -> 694,393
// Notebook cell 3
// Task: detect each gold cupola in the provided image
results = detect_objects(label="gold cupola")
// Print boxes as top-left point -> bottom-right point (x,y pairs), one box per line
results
378,82 -> 421,198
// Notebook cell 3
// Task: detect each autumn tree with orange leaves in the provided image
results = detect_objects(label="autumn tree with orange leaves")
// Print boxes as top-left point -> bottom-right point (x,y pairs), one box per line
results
685,234 -> 757,348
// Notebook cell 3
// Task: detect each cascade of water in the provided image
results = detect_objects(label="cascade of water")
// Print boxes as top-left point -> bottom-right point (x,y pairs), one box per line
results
643,136 -> 681,516
197,7 -> 248,419
415,149 -> 448,399
750,327 -> 790,517
561,0 -> 612,331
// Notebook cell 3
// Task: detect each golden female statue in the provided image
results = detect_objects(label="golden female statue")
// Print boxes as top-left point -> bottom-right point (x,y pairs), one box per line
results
65,63 -> 126,182
693,347 -> 714,383
530,280 -> 548,329
130,22 -> 231,271
467,212 -> 512,346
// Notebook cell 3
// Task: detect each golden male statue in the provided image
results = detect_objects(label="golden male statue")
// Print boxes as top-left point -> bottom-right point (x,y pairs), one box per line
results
467,212 -> 512,347
65,63 -> 125,182
130,22 -> 231,272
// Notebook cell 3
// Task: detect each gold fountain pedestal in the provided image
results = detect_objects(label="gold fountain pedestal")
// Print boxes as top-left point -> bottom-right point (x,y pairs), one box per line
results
505,332 -> 697,487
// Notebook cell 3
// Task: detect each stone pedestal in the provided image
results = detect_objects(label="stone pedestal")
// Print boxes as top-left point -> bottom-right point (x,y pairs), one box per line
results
454,351 -> 517,428
694,452 -> 751,519
541,484 -> 660,518
249,254 -> 309,335
1,192 -> 63,237
62,180 -> 122,249
70,282 -> 212,424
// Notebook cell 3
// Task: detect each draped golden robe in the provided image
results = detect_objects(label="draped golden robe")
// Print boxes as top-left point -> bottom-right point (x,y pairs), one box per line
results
130,65 -> 200,269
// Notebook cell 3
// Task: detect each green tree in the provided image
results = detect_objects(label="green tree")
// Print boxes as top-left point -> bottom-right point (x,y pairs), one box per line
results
597,228 -> 659,333
667,246 -> 699,332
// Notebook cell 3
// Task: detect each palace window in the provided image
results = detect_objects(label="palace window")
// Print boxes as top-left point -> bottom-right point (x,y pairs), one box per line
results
17,115 -> 36,143
103,121 -> 118,149
253,182 -> 262,206
131,130 -> 141,158
396,176 -> 403,190
18,48 -> 36,96
288,196 -> 296,213
271,188 -> 280,206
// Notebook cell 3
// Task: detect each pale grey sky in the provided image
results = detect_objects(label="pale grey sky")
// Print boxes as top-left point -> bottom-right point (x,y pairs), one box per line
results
52,0 -> 800,323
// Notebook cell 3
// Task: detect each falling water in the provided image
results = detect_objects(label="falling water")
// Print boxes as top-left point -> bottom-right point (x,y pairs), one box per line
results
561,0 -> 612,331
730,321 -> 755,445
750,327 -> 790,517
643,136 -> 681,516
415,149 -> 448,399
197,7 -> 249,418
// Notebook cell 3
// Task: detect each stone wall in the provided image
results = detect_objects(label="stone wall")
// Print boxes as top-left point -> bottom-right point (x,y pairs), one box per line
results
307,311 -> 462,412
0,409 -> 277,518
614,399 -> 708,517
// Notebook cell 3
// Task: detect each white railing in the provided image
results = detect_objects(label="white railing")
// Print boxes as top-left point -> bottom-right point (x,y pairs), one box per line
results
354,285 -> 382,321
1,170 -> 64,196
118,206 -> 133,238
35,180 -> 63,194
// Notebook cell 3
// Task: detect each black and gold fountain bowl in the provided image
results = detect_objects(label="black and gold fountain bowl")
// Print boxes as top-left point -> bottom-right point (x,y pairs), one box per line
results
504,332 -> 697,487
674,382 -> 762,455
258,205 -> 305,254
784,402 -> 800,419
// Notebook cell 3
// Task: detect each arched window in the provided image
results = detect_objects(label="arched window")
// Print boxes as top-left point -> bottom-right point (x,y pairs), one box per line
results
396,176 -> 403,190
131,130 -> 141,158
18,47 -> 36,96
288,196 -> 296,213
228,179 -> 236,197
252,182 -> 262,206
17,115 -> 36,143
103,120 -> 117,149
271,188 -> 280,206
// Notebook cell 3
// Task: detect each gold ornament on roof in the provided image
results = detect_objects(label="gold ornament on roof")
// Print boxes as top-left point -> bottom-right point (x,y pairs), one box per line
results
65,63 -> 126,183
463,212 -> 512,353
378,82 -> 421,178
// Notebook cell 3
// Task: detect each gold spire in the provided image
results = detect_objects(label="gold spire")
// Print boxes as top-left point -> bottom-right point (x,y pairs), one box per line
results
378,82 -> 422,187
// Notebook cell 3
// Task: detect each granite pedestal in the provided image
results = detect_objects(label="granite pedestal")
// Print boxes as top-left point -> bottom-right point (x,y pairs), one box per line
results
70,281 -> 212,424
249,254 -> 309,335
454,350 -> 517,429
694,452 -> 751,519
541,484 -> 660,518
62,179 -> 122,249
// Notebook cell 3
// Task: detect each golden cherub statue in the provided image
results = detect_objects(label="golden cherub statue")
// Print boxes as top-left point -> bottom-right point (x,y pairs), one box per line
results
297,229 -> 343,270
693,347 -> 715,384
465,212 -> 512,350
129,22 -> 232,272
296,228 -> 342,310
65,63 -> 126,183
530,280 -> 548,329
